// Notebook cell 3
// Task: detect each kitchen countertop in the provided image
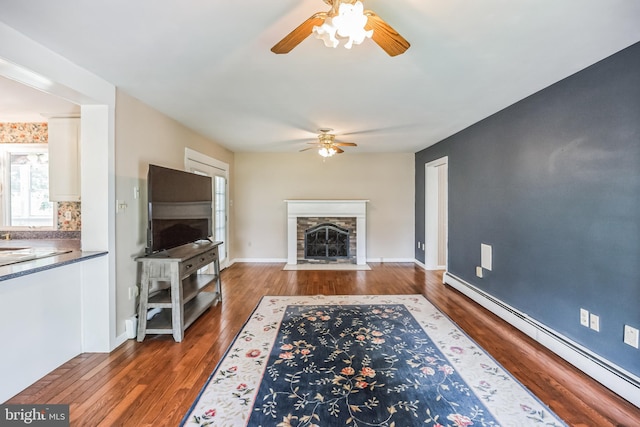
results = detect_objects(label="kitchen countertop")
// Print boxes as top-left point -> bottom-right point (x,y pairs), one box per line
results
0,239 -> 107,281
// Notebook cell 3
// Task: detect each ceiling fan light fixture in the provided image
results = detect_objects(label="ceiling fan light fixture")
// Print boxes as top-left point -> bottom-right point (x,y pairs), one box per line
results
313,17 -> 340,48
312,1 -> 372,49
319,146 -> 337,157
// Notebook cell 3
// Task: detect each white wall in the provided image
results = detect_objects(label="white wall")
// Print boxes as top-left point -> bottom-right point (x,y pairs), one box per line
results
1,21 -> 237,346
0,22 -> 117,352
114,90 -> 234,337
0,263 -> 82,402
234,152 -> 415,262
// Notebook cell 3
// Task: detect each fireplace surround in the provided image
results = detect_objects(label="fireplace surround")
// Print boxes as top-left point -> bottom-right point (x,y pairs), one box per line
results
286,200 -> 368,265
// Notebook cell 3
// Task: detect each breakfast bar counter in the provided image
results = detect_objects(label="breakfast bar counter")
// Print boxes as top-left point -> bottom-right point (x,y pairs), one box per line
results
0,239 -> 107,282
0,238 -> 110,402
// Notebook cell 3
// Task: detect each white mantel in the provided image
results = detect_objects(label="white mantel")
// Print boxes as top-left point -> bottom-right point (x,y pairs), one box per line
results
285,200 -> 368,265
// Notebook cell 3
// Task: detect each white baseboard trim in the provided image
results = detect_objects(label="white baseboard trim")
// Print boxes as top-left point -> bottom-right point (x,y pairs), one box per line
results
443,271 -> 640,408
231,258 -> 417,264
414,259 -> 444,270
113,332 -> 129,349
366,257 -> 415,263
231,258 -> 287,263
283,263 -> 371,271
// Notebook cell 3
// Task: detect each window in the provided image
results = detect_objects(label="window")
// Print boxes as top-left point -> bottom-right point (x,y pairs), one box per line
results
214,176 -> 226,250
185,147 -> 229,268
1,144 -> 55,228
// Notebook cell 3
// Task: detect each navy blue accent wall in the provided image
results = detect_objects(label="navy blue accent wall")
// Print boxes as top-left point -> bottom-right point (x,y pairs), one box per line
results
415,42 -> 640,376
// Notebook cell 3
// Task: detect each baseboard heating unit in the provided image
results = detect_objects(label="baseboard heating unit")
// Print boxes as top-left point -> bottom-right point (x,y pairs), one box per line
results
443,271 -> 640,408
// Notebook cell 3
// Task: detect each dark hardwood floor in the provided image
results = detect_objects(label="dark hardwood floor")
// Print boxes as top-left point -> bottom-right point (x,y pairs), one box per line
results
7,263 -> 640,426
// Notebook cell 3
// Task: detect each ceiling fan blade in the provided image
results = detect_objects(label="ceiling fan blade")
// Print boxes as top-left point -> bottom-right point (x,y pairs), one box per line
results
299,146 -> 317,152
364,12 -> 410,57
335,147 -> 345,154
333,141 -> 357,147
271,14 -> 327,54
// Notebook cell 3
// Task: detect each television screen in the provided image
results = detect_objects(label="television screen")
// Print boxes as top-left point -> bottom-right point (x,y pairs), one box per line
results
146,164 -> 212,253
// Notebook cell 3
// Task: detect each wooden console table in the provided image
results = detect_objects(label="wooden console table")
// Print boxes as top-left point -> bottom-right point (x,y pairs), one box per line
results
136,240 -> 222,342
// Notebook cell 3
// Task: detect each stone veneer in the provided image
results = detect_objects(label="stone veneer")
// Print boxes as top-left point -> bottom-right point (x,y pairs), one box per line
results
296,217 -> 357,264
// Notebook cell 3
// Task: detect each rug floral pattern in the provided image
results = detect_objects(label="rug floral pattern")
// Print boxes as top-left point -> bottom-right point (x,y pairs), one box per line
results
182,295 -> 566,427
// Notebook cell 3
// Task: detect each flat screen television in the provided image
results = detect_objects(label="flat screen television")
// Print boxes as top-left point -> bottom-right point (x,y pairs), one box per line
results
146,164 -> 212,254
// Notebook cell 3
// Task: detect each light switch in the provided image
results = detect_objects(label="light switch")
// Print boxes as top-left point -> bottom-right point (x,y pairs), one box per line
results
481,244 -> 492,271
116,200 -> 128,213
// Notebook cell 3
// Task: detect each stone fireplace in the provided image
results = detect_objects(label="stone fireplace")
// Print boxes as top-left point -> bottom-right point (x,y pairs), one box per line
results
286,200 -> 368,265
298,217 -> 356,264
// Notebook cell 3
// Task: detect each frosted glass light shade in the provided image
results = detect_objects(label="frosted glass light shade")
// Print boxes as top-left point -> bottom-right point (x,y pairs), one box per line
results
319,147 -> 337,157
312,1 -> 373,49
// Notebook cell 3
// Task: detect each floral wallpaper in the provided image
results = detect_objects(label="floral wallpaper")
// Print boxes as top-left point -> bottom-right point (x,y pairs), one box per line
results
0,122 -> 48,143
57,202 -> 81,231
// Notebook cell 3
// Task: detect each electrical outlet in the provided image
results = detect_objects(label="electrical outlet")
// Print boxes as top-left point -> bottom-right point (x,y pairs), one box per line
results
623,325 -> 639,348
580,308 -> 590,327
476,266 -> 483,278
128,286 -> 139,300
590,313 -> 600,332
417,241 -> 421,249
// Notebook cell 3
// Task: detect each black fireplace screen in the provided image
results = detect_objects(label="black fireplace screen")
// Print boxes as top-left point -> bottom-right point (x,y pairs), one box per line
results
304,223 -> 350,260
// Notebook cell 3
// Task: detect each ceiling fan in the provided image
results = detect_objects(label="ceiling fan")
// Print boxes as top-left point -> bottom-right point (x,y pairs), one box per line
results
300,128 -> 358,157
271,0 -> 410,56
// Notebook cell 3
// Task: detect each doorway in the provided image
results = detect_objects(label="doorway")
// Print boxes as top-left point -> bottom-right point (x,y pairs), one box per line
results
185,148 -> 229,269
425,157 -> 448,270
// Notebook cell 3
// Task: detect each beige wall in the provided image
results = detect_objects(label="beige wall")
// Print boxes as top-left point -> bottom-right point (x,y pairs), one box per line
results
114,89 -> 234,336
234,152 -> 415,262
113,93 -> 414,335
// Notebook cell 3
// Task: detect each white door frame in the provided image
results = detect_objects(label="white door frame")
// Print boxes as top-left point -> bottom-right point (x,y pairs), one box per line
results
184,148 -> 230,269
424,156 -> 448,270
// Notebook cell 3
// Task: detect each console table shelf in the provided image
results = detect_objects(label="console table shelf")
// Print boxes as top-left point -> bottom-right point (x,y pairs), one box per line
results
145,292 -> 218,335
136,240 -> 222,342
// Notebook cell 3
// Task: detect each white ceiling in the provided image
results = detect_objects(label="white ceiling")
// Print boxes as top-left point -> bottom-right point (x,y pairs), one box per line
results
0,76 -> 79,122
1,0 -> 639,153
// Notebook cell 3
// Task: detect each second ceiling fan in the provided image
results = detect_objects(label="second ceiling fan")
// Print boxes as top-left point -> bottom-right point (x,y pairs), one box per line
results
271,0 -> 410,56
300,128 -> 357,157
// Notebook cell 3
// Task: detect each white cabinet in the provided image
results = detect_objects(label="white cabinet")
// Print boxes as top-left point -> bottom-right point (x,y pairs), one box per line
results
48,117 -> 80,202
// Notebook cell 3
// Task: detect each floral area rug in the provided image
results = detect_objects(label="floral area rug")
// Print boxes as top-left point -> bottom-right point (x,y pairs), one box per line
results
181,295 -> 567,427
